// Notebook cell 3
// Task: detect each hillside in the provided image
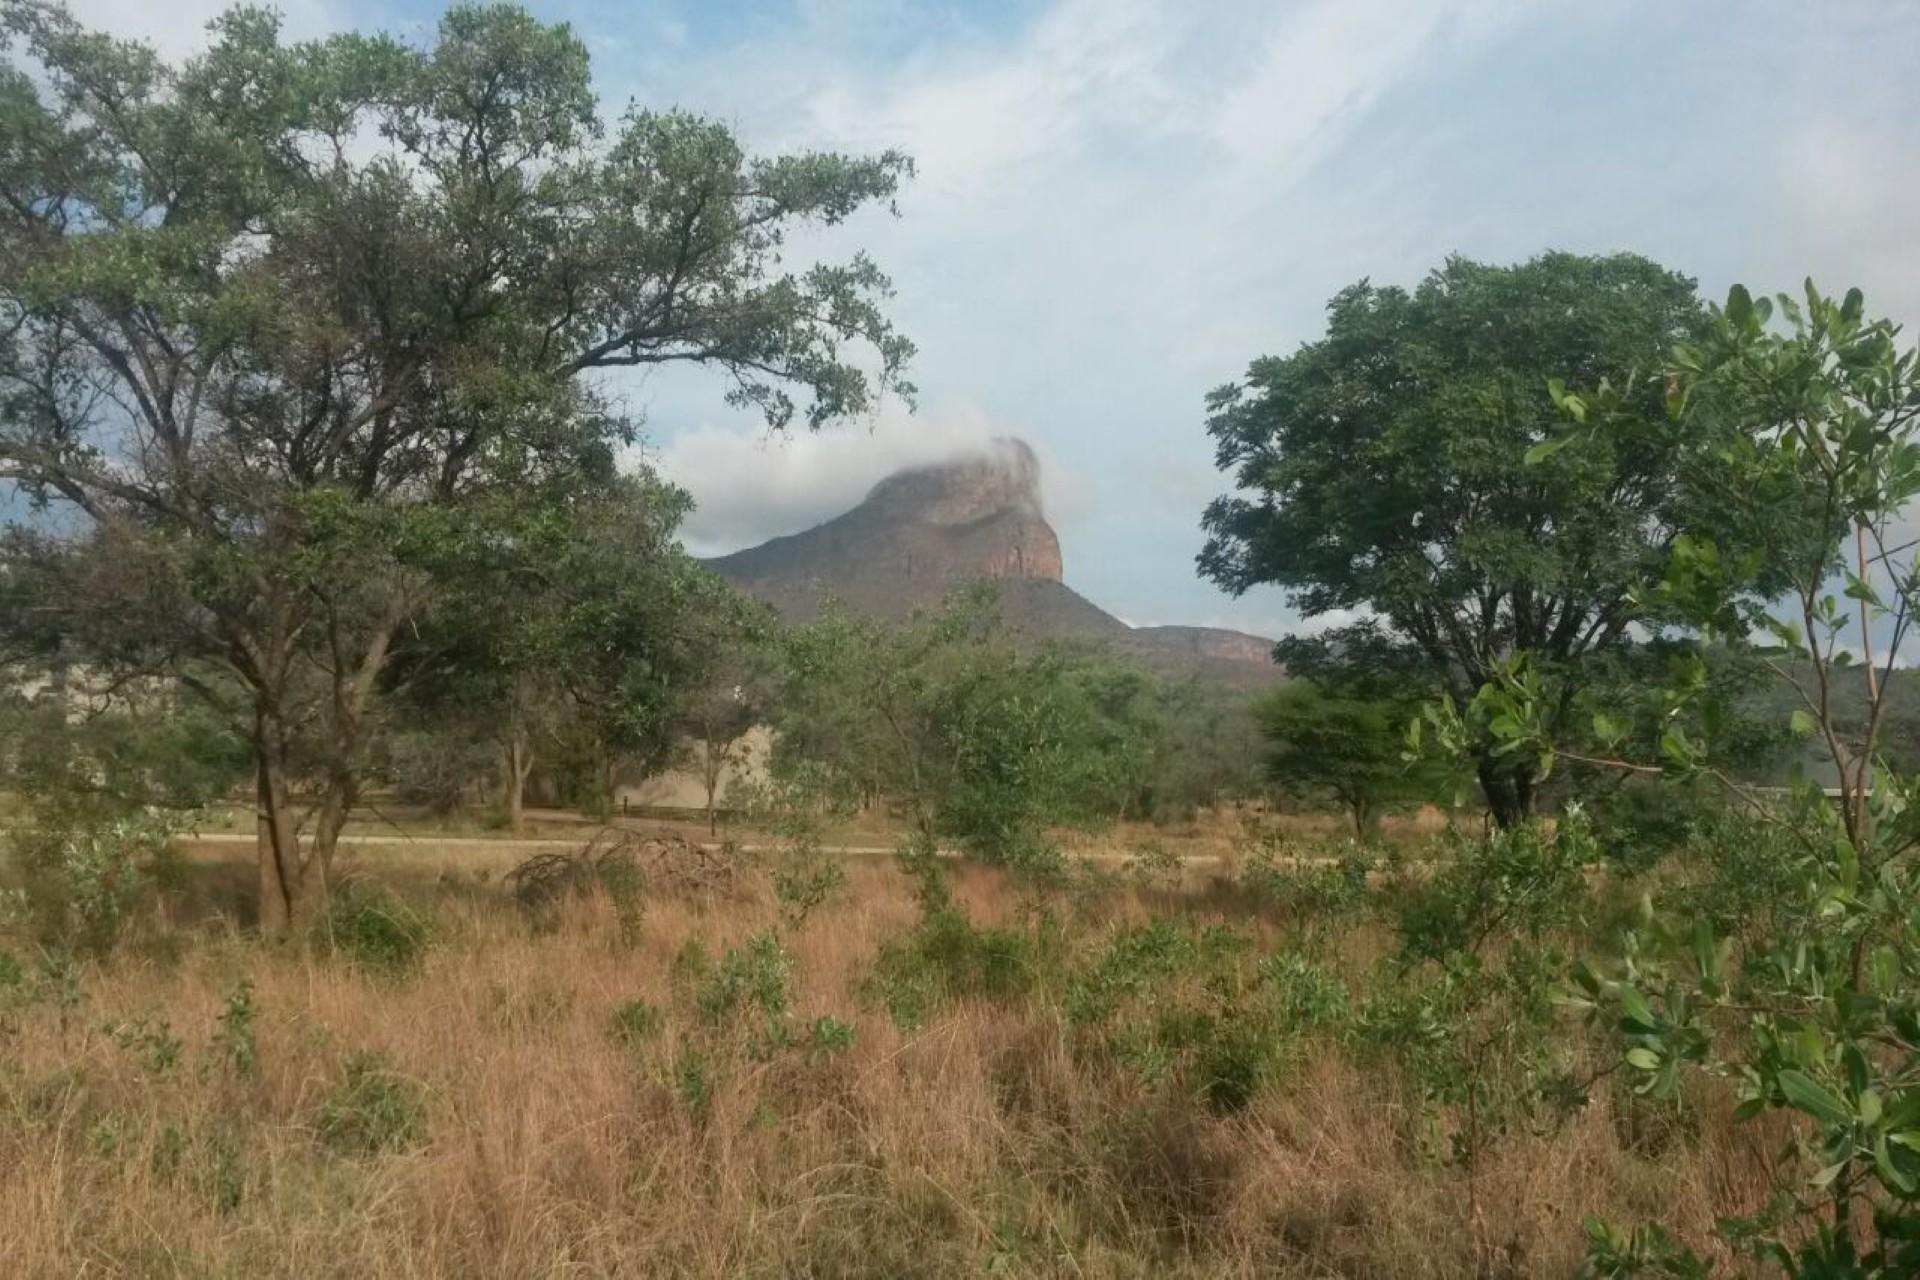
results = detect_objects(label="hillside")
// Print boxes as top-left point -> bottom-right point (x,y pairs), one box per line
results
705,440 -> 1281,687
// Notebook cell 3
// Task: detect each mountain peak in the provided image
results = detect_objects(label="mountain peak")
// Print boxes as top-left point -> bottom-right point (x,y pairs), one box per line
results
705,439 -> 1062,606
862,437 -> 1046,527
703,442 -> 1280,686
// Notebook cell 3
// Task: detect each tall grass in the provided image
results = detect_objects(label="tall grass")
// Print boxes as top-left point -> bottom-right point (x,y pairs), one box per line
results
0,852 -> 1775,1278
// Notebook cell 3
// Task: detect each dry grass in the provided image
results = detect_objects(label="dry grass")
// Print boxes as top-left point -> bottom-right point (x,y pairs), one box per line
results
0,854 -> 1775,1278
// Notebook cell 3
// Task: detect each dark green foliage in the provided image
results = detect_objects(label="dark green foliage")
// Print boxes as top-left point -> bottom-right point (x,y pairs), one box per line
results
0,0 -> 911,929
1203,253 -> 1708,825
314,1051 -> 428,1157
321,883 -> 433,978
870,903 -> 1050,1030
1394,814 -> 1593,964
696,932 -> 792,1025
804,1015 -> 855,1057
1254,679 -> 1437,833
213,979 -> 256,1079
1444,281 -> 1920,1272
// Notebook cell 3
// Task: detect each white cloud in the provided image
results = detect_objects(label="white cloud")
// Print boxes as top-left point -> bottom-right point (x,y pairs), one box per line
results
647,400 -> 1091,557
1135,606 -> 1376,642
61,0 -> 343,57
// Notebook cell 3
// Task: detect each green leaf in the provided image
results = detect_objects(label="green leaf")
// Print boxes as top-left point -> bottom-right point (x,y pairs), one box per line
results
1876,1133 -> 1914,1193
1591,711 -> 1622,744
1811,1157 -> 1850,1188
1844,572 -> 1884,610
1790,709 -> 1819,737
1778,1069 -> 1853,1128
1727,283 -> 1754,328
1625,1047 -> 1661,1071
1617,986 -> 1657,1032
1523,438 -> 1567,466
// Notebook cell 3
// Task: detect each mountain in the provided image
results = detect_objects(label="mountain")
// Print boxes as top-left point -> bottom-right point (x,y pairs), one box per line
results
705,439 -> 1282,687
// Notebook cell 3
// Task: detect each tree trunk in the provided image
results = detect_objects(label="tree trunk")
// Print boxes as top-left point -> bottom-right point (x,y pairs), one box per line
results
253,707 -> 349,938
1477,757 -> 1535,829
702,741 -> 722,835
255,755 -> 292,937
503,732 -> 533,836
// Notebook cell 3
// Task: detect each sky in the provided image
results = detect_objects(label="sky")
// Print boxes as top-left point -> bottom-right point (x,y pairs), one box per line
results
47,0 -> 1920,638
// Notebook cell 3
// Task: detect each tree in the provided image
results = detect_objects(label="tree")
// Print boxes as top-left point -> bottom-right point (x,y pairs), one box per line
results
0,2 -> 912,931
1200,253 -> 1706,826
387,470 -> 733,833
1254,679 -> 1429,834
769,589 -> 1121,866
676,642 -> 772,834
1459,282 -> 1920,1273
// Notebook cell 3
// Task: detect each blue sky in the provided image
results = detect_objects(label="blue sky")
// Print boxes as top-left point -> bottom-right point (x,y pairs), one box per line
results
60,0 -> 1920,638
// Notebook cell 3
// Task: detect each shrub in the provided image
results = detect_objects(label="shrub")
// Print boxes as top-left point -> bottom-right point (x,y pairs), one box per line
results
696,932 -> 792,1024
1259,951 -> 1352,1031
321,882 -> 432,978
1238,835 -> 1375,922
9,807 -> 190,954
608,999 -> 663,1049
105,1014 -> 181,1075
805,1015 -> 855,1057
869,905 -> 1049,1030
213,979 -> 257,1078
314,1051 -> 428,1156
770,854 -> 846,928
673,1045 -> 712,1121
1395,813 -> 1593,964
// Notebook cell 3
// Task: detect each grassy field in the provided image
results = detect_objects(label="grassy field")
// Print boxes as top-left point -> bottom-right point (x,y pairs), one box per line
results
0,818 -> 1782,1279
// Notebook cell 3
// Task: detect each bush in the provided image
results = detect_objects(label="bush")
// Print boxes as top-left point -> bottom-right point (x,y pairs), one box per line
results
1061,920 -> 1328,1112
770,851 -> 847,928
608,999 -> 663,1049
9,807 -> 190,954
696,932 -> 792,1025
314,1051 -> 429,1156
869,905 -> 1050,1030
321,883 -> 433,978
805,1015 -> 855,1057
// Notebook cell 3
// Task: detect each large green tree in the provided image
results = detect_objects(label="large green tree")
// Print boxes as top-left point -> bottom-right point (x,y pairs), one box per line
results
1200,252 -> 1705,826
0,1 -> 912,930
385,469 -> 746,833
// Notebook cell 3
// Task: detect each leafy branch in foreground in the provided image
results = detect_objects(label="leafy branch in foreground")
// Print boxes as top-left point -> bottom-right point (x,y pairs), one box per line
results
1439,280 -> 1920,1274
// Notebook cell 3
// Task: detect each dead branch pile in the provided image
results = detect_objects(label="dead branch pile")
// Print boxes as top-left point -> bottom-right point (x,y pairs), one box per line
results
504,828 -> 747,910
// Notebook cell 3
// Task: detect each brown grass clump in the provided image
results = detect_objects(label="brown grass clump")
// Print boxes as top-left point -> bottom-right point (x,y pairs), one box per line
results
0,855 -> 1770,1278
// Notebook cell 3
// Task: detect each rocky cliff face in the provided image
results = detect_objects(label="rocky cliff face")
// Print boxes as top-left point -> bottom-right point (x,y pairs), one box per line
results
704,440 -> 1280,686
705,438 -> 1064,616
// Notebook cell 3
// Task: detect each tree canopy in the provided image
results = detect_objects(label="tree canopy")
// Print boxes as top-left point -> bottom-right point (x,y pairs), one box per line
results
1253,679 -> 1433,835
1200,252 -> 1707,825
0,0 -> 913,929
